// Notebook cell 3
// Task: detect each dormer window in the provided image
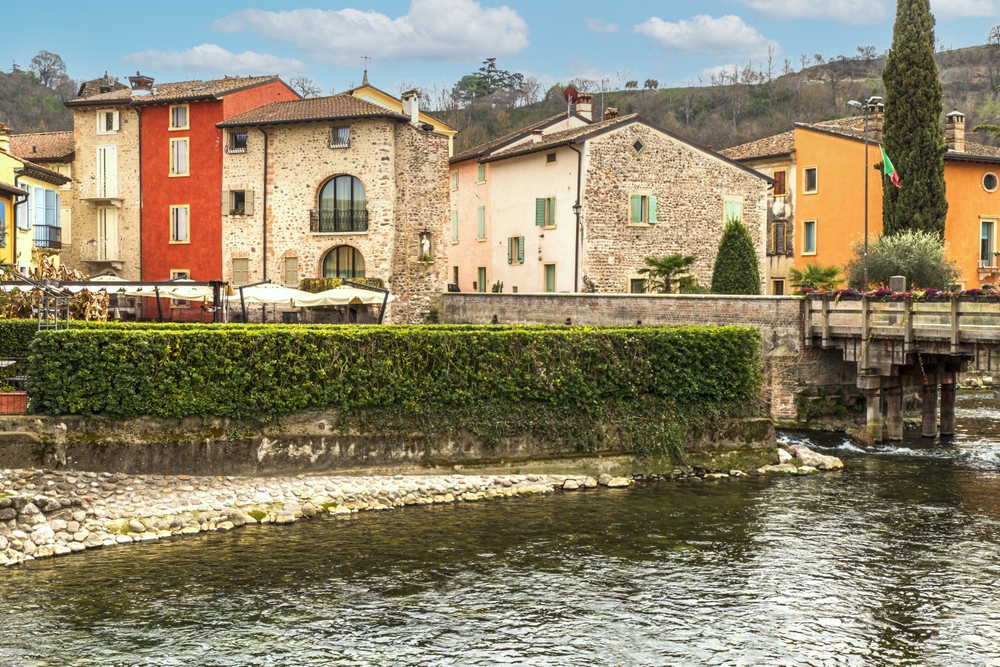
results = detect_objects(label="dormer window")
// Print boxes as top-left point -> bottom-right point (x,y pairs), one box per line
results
97,110 -> 120,135
330,124 -> 350,149
226,130 -> 248,154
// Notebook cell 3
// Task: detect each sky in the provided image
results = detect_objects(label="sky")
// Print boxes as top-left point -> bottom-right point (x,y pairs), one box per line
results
9,1 -> 1000,98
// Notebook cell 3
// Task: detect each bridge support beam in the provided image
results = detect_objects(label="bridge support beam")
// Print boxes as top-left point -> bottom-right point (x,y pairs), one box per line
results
858,374 -> 883,442
940,367 -> 957,437
921,366 -> 939,439
884,377 -> 904,441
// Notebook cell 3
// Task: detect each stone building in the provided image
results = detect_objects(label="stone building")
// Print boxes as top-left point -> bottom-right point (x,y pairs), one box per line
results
217,94 -> 450,323
451,101 -> 771,294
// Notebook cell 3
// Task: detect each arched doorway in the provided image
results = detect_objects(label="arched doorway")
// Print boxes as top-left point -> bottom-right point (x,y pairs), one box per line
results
323,245 -> 366,280
317,175 -> 367,232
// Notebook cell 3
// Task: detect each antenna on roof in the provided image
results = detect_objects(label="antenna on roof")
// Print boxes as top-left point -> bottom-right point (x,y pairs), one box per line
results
362,56 -> 371,86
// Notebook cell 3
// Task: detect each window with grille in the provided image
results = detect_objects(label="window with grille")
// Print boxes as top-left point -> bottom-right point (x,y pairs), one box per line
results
227,130 -> 248,154
330,124 -> 350,149
96,110 -> 119,135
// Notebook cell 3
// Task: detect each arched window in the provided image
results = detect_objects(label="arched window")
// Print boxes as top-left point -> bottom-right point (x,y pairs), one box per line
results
323,245 -> 366,279
316,175 -> 367,232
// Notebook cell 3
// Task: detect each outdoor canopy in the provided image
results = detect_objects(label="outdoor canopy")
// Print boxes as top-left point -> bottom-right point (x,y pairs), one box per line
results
295,286 -> 396,307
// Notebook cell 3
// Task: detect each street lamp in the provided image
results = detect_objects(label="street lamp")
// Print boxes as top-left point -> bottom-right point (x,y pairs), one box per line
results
572,202 -> 583,292
847,96 -> 884,290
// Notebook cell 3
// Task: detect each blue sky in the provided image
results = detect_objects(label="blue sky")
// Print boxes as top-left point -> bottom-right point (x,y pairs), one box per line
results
9,1 -> 1000,97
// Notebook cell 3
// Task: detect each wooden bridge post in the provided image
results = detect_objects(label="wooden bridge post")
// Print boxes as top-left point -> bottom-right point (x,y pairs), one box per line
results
884,376 -> 904,441
921,364 -> 939,438
940,364 -> 958,436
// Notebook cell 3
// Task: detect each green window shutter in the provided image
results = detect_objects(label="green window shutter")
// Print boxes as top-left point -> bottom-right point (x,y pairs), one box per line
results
477,206 -> 485,239
545,265 -> 555,292
478,164 -> 485,181
508,237 -> 513,264
548,197 -> 556,226
630,194 -> 642,223
517,236 -> 524,264
724,198 -> 742,222
478,267 -> 486,292
451,211 -> 458,241
535,198 -> 546,226
648,196 -> 657,224
451,172 -> 458,189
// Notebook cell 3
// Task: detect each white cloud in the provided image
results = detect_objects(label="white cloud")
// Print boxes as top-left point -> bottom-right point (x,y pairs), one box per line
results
635,15 -> 778,58
735,0 -> 891,24
931,0 -> 1000,18
212,0 -> 529,66
123,44 -> 305,76
585,18 -> 619,35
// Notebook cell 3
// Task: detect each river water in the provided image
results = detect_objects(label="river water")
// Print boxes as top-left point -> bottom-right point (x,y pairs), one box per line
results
2,394 -> 1000,667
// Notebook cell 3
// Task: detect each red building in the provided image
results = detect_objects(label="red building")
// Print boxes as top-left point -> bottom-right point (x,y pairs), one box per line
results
135,76 -> 298,318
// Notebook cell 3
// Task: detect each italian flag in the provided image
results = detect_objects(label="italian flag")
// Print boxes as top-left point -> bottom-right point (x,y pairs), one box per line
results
881,145 -> 901,189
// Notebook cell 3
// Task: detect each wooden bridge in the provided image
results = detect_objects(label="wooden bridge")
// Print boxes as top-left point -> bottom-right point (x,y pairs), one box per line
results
804,294 -> 1000,441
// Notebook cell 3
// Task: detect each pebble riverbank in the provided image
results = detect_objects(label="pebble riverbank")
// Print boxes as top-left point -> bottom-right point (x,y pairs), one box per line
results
0,445 -> 841,568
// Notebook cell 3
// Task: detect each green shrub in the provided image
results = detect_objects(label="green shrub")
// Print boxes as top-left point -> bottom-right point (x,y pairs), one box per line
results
710,217 -> 761,295
845,229 -> 960,290
0,320 -> 39,357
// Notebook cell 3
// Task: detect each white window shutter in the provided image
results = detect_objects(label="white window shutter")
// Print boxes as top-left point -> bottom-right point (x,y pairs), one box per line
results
245,190 -> 254,216
222,191 -> 229,217
112,111 -> 120,131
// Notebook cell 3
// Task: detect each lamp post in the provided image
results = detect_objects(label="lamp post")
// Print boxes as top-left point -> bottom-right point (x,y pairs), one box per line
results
572,201 -> 583,291
847,96 -> 883,290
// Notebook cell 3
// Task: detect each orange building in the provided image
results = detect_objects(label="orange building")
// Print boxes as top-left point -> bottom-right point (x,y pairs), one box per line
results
724,111 -> 1000,291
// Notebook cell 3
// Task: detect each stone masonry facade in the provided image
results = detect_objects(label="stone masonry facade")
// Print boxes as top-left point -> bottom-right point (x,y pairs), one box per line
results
222,118 -> 449,323
581,123 -> 767,293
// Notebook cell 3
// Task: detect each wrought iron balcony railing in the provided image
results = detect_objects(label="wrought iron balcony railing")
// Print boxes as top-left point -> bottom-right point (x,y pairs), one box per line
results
309,208 -> 368,233
33,225 -> 62,250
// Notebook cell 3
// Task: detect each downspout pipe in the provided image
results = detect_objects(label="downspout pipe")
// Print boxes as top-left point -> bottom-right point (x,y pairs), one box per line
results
568,142 -> 584,292
132,100 -> 144,317
12,174 -> 22,272
259,128 -> 269,282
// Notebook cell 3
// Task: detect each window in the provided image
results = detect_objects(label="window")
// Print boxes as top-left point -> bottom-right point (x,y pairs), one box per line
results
170,138 -> 189,176
984,172 -> 998,193
478,267 -> 487,293
629,194 -> 657,225
330,124 -> 350,149
170,270 -> 190,309
477,206 -> 486,239
772,170 -> 787,197
803,219 -> 817,255
773,280 -> 785,296
16,183 -> 30,230
97,207 -> 117,260
451,211 -> 459,242
804,167 -> 818,193
232,258 -> 250,286
630,278 -> 647,294
284,257 -> 298,287
323,245 -> 366,279
169,105 -> 189,130
34,187 -> 43,233
981,220 -> 996,268
226,130 -> 248,154
60,207 -> 72,245
170,205 -> 190,243
224,190 -> 253,216
451,171 -> 458,190
317,175 -> 367,232
536,197 -> 556,228
96,110 -> 119,135
546,152 -> 557,164
96,145 -> 117,198
453,266 -> 459,284
56,164 -> 72,191
477,163 -> 486,183
544,264 -> 556,293
723,197 -> 742,223
507,236 -> 525,265
771,221 -> 787,255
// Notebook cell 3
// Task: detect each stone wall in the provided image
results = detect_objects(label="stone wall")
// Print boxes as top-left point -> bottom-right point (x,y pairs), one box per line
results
580,123 -> 768,293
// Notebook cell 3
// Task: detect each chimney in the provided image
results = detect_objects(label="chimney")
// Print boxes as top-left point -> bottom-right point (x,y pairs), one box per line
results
604,107 -> 619,121
0,123 -> 11,153
868,102 -> 885,143
576,93 -> 593,121
532,129 -> 544,143
401,89 -> 420,125
129,71 -> 155,92
946,109 -> 966,153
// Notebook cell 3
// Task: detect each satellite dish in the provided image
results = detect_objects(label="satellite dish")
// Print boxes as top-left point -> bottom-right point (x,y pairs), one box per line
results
563,86 -> 579,104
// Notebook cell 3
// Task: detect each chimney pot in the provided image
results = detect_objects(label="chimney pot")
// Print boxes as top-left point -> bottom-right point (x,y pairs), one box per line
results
576,93 -> 593,121
946,109 -> 966,153
401,89 -> 420,125
532,129 -> 544,144
0,122 -> 11,153
604,107 -> 619,120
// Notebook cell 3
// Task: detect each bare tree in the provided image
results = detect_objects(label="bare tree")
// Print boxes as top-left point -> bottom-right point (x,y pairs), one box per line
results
783,58 -> 794,76
813,53 -> 825,64
800,54 -> 810,70
765,46 -> 777,81
856,45 -> 877,60
289,76 -> 322,98
29,50 -> 66,89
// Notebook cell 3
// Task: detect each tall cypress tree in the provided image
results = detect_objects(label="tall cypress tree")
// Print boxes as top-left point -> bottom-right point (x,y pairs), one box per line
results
881,0 -> 948,236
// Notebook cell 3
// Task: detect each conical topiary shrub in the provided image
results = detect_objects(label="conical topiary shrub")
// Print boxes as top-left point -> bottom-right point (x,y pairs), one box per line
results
710,217 -> 761,295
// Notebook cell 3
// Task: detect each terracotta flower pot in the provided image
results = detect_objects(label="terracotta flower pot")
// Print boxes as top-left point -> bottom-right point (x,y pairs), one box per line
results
0,391 -> 28,415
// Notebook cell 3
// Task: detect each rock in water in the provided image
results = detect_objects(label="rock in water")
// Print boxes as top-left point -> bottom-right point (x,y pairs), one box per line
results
794,447 -> 843,470
562,480 -> 580,491
606,477 -> 631,488
777,448 -> 794,464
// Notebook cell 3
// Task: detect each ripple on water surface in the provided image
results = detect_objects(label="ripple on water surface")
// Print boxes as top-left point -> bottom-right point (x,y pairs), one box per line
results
3,402 -> 1000,665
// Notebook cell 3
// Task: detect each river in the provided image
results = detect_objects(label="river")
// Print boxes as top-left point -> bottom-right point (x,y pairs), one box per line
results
2,393 -> 1000,666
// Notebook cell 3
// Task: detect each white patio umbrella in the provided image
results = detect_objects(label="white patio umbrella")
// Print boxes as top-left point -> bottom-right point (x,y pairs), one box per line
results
226,283 -> 316,307
295,285 -> 394,307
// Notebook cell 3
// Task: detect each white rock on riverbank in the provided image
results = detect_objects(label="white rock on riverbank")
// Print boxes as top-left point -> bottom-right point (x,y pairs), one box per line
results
759,445 -> 843,475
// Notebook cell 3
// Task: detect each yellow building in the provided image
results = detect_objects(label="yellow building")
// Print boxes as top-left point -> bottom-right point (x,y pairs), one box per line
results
345,72 -> 458,156
0,123 -> 70,274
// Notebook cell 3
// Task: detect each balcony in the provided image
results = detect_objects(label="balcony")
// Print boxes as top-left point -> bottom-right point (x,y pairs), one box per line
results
80,240 -> 124,271
310,209 -> 368,233
33,225 -> 62,250
79,175 -> 121,204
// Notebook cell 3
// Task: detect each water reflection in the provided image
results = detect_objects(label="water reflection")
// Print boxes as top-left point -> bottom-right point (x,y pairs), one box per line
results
2,395 -> 1000,666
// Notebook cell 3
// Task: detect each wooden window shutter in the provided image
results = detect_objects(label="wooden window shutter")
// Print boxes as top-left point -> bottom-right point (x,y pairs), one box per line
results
507,237 -> 513,264
630,194 -> 642,223
222,191 -> 229,217
648,196 -> 657,224
773,222 -> 786,254
284,257 -> 298,287
34,187 -> 44,229
245,190 -> 255,216
477,206 -> 485,239
548,197 -> 556,225
452,211 -> 459,241
517,236 -> 524,264
535,198 -> 546,226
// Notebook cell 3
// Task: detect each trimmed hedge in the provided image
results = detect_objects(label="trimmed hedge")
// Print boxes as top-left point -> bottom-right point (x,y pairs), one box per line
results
27,325 -> 763,420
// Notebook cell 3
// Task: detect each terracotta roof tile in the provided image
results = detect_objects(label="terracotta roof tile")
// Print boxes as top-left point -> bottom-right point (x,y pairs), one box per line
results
218,94 -> 409,127
484,114 -> 639,162
10,132 -> 74,162
959,142 -> 1000,159
67,75 -> 288,106
720,131 -> 795,160
450,113 -> 580,163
